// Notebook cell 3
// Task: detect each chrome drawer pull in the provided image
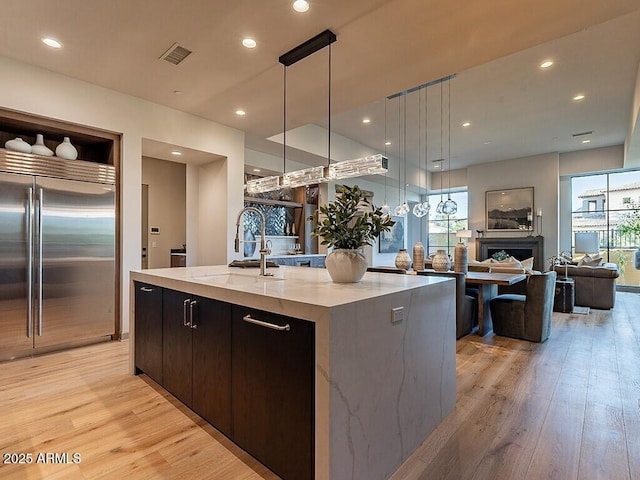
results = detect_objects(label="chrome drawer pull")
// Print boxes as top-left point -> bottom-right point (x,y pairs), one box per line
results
189,300 -> 198,329
140,286 -> 154,292
183,299 -> 190,327
242,314 -> 290,331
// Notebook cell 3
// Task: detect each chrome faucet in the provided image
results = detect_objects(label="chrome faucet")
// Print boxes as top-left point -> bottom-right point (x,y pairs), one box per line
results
234,207 -> 273,276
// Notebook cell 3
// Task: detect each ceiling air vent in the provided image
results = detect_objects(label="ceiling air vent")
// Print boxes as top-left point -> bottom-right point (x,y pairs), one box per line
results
159,42 -> 192,65
572,131 -> 593,137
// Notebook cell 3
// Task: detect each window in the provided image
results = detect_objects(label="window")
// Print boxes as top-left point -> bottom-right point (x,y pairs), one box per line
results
571,170 -> 640,287
426,190 -> 468,256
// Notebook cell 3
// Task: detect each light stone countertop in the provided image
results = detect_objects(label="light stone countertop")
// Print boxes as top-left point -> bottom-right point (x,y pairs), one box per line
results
130,265 -> 449,324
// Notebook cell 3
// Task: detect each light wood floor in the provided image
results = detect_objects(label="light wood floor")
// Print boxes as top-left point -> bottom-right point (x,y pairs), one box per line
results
1,293 -> 639,480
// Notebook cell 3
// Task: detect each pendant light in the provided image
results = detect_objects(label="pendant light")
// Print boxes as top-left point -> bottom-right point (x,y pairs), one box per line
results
394,95 -> 409,216
435,80 -> 445,214
420,84 -> 431,214
413,88 -> 429,218
380,97 -> 391,218
442,78 -> 458,215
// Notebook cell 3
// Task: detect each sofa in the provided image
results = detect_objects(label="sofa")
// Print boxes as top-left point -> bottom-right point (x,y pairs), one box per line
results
551,263 -> 619,309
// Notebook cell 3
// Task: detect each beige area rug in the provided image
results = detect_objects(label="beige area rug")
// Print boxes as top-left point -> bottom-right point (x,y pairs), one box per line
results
572,306 -> 590,315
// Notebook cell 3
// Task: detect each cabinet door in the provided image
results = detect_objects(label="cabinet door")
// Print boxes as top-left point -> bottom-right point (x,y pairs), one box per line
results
192,297 -> 232,436
162,289 -> 193,406
133,282 -> 163,383
232,306 -> 315,480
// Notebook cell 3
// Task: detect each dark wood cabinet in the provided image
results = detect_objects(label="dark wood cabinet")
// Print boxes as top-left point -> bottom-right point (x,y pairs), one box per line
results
192,296 -> 232,436
133,282 -> 163,383
162,289 -> 194,406
231,305 -> 315,480
161,288 -> 232,435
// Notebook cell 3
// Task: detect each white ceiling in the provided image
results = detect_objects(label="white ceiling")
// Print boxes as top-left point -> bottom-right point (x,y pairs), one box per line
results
2,1 -> 640,184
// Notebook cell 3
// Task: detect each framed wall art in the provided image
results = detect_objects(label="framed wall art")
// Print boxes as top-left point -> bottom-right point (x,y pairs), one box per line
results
486,187 -> 534,231
378,216 -> 405,253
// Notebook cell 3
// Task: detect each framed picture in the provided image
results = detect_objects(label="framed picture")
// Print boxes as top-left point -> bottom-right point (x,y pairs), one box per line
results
378,216 -> 405,253
486,187 -> 534,231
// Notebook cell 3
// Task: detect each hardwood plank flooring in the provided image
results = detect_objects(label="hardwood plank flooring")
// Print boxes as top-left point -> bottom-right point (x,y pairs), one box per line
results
1,292 -> 639,479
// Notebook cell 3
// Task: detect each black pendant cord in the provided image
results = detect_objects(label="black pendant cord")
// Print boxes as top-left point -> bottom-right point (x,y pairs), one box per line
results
384,97 -> 388,206
327,44 -> 331,167
440,81 -> 444,201
418,88 -> 423,242
398,97 -> 402,206
448,79 -> 452,200
403,94 -> 407,204
425,83 -> 429,201
283,65 -> 287,175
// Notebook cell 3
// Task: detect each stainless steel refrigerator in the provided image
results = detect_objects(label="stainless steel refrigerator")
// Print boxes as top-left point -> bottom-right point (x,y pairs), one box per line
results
0,152 -> 115,361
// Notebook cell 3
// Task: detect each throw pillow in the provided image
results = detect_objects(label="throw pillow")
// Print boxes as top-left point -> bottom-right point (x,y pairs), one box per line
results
520,257 -> 534,272
578,254 -> 603,267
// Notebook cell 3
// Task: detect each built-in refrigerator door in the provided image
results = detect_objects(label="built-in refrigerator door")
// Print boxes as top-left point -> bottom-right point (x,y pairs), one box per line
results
34,177 -> 115,348
0,172 -> 34,359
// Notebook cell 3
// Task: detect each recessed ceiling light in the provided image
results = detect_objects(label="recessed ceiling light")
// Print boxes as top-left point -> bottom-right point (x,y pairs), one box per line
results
253,168 -> 261,172
242,38 -> 257,49
540,60 -> 554,69
434,164 -> 440,168
462,122 -> 471,127
293,0 -> 310,13
582,139 -> 591,144
235,109 -> 246,116
42,37 -> 63,49
573,94 -> 585,101
171,151 -> 182,156
483,141 -> 491,145
362,118 -> 371,124
385,141 -> 391,146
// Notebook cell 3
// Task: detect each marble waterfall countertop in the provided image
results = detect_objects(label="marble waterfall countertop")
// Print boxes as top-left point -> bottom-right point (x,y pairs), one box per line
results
129,265 -> 456,480
129,264 -> 449,324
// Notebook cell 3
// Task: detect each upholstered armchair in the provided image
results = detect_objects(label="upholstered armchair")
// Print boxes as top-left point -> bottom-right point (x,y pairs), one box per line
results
417,271 -> 477,339
489,271 -> 557,342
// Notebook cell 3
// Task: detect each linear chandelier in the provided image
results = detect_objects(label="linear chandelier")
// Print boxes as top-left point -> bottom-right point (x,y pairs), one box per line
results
244,29 -> 389,193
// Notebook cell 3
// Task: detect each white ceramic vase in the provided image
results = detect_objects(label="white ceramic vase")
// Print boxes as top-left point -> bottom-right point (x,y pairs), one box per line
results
432,249 -> 451,272
31,134 -> 54,156
325,248 -> 368,283
55,136 -> 78,160
4,137 -> 32,154
395,248 -> 411,270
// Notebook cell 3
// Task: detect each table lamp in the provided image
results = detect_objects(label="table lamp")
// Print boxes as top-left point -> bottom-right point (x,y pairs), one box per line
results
454,230 -> 473,274
574,231 -> 599,257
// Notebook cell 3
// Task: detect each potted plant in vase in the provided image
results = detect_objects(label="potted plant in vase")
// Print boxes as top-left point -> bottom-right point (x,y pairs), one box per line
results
309,185 -> 395,283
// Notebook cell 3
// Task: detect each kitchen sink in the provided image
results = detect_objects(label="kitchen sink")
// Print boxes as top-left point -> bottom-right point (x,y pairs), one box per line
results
191,272 -> 284,285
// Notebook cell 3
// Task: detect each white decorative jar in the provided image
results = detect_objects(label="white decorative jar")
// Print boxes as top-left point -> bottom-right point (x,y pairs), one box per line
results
325,248 -> 368,283
31,134 -> 54,156
55,136 -> 78,160
4,137 -> 32,153
412,242 -> 425,271
395,248 -> 411,270
432,249 -> 451,272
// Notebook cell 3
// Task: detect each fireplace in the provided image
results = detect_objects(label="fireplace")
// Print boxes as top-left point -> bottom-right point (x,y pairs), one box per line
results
476,237 -> 544,271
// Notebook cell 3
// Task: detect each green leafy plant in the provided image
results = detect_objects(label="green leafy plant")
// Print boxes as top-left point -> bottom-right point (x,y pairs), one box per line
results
618,200 -> 640,242
309,185 -> 395,250
491,250 -> 510,261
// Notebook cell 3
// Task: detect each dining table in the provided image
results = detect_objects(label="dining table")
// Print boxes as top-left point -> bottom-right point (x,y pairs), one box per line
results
458,271 -> 526,335
370,267 -> 527,336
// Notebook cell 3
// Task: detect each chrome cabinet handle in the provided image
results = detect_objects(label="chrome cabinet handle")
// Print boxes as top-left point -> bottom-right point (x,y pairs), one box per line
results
189,300 -> 198,329
242,314 -> 290,331
27,188 -> 33,338
183,299 -> 190,327
140,286 -> 154,292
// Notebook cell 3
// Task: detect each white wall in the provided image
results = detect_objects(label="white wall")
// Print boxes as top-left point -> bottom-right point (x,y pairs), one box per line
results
466,152 -> 560,263
0,55 -> 245,334
626,60 -> 640,167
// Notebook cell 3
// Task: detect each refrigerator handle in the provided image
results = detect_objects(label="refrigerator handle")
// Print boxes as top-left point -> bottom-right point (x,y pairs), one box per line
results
37,188 -> 44,337
27,188 -> 34,339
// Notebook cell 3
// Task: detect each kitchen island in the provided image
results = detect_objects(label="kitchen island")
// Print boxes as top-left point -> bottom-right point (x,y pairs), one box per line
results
129,265 -> 456,480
